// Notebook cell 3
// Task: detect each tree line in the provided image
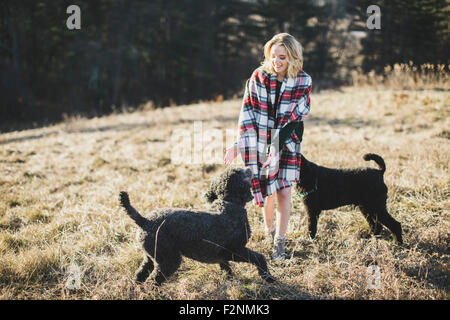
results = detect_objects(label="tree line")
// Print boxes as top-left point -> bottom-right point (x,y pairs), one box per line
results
0,0 -> 448,129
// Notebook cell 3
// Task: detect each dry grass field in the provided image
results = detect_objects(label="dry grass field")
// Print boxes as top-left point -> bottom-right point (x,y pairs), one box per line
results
0,84 -> 449,299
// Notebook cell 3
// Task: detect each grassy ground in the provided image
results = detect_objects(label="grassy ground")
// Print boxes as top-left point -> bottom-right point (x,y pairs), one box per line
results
0,87 -> 448,299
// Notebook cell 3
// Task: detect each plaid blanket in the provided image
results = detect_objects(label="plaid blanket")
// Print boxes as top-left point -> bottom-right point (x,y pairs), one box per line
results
238,67 -> 312,207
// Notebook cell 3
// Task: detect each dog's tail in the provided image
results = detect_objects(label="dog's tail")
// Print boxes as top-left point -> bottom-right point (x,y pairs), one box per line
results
119,191 -> 149,229
363,153 -> 386,173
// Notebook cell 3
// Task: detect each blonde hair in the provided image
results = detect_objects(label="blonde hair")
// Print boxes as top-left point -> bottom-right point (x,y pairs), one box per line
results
261,33 -> 304,78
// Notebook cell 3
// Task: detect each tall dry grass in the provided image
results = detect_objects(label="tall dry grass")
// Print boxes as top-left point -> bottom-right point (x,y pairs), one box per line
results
0,70 -> 449,299
351,62 -> 449,90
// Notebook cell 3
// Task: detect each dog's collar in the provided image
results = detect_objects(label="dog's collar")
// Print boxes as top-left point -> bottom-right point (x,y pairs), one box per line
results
296,176 -> 318,198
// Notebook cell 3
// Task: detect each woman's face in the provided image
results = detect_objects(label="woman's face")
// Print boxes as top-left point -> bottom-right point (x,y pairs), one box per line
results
270,44 -> 289,76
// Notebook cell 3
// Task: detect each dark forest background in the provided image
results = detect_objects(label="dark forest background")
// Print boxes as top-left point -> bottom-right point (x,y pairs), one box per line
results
0,0 -> 448,131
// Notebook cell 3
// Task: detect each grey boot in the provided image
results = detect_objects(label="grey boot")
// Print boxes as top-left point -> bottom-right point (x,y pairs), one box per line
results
272,235 -> 286,260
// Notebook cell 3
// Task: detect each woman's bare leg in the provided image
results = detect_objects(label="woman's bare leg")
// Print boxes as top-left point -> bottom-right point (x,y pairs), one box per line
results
275,187 -> 291,237
271,187 -> 291,260
263,194 -> 276,234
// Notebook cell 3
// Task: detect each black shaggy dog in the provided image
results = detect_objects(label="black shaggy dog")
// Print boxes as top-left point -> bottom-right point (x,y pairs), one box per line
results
119,167 -> 275,285
296,153 -> 403,244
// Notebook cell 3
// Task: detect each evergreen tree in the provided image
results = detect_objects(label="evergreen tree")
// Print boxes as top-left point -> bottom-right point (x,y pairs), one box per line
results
348,0 -> 449,72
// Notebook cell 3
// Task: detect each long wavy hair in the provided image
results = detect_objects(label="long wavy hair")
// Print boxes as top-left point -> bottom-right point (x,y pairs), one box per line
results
261,33 -> 304,78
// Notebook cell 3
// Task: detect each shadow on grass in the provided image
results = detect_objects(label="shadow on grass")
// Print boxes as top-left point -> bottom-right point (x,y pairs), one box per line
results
200,277 -> 321,300
0,122 -> 152,145
263,281 -> 321,300
0,113 -> 381,146
0,115 -> 238,145
401,239 -> 450,292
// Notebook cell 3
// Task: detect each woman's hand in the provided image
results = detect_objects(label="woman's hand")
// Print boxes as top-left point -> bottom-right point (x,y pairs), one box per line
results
224,144 -> 239,165
262,150 -> 280,173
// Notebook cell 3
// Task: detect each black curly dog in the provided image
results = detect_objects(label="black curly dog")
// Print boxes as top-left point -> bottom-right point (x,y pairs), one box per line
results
296,153 -> 403,244
119,167 -> 275,285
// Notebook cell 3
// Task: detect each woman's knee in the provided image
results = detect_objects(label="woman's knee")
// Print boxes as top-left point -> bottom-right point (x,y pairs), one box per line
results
277,188 -> 291,202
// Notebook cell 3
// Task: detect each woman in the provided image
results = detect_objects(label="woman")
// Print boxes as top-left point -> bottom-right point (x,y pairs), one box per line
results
224,33 -> 311,260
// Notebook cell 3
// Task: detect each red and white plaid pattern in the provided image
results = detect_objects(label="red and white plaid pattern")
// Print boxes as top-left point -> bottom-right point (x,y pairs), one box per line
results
238,67 -> 312,207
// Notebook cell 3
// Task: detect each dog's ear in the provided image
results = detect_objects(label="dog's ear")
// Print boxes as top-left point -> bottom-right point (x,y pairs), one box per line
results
204,189 -> 218,203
